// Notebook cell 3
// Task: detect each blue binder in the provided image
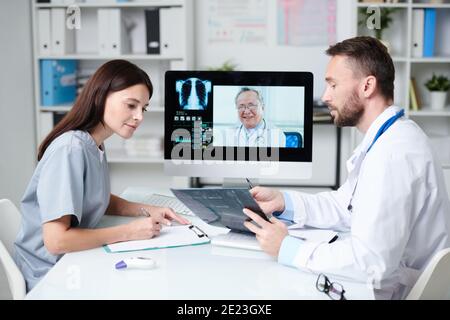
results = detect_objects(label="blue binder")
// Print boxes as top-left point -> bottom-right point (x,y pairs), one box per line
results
40,59 -> 77,106
423,9 -> 436,58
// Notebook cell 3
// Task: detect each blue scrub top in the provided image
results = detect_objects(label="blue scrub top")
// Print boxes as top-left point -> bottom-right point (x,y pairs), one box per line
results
14,130 -> 110,291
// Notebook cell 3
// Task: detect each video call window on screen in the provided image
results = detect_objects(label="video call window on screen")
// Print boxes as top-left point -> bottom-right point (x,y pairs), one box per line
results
212,85 -> 305,149
165,71 -> 313,164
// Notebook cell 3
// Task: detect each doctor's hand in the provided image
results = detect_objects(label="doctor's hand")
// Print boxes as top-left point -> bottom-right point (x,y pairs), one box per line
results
243,208 -> 288,258
250,186 -> 285,215
141,205 -> 191,226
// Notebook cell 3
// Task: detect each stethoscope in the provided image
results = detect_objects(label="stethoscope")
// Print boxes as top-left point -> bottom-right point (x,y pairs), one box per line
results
238,118 -> 267,147
347,109 -> 405,213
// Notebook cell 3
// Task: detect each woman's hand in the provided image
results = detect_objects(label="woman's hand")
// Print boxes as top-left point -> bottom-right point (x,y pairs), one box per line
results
126,216 -> 163,240
141,205 -> 191,226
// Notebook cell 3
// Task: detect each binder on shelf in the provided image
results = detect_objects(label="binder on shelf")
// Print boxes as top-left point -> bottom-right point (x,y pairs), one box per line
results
97,9 -> 109,55
145,9 -> 160,54
411,9 -> 424,58
51,8 -> 75,55
109,8 -> 130,55
39,112 -> 53,143
423,9 -> 436,58
98,9 -> 129,55
38,9 -> 51,55
40,59 -> 77,106
409,78 -> 419,111
160,7 -> 183,57
104,225 -> 210,253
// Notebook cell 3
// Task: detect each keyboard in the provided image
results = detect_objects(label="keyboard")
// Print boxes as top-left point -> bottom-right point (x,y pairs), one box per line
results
211,232 -> 262,251
142,194 -> 195,217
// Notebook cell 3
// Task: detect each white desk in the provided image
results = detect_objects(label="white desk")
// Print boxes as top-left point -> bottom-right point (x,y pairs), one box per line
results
26,188 -> 374,300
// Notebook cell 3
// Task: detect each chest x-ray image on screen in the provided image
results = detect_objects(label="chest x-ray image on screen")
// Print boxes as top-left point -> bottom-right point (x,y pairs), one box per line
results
176,78 -> 212,110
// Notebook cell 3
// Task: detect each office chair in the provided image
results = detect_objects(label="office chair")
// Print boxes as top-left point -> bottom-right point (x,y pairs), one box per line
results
406,248 -> 450,300
0,199 -> 26,300
284,132 -> 303,148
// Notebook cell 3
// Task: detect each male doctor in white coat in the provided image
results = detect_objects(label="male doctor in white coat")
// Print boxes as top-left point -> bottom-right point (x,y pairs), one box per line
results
243,36 -> 450,300
226,88 -> 286,147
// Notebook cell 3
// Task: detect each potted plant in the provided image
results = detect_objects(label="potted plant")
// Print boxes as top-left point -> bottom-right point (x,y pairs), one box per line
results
207,59 -> 238,71
425,74 -> 450,110
358,7 -> 399,51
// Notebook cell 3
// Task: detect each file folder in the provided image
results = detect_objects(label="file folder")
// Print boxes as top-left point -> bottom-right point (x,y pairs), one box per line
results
160,7 -> 183,57
98,9 -> 129,55
98,9 -> 110,55
51,8 -> 75,55
411,9 -> 424,58
104,225 -> 210,253
423,9 -> 436,57
38,9 -> 51,55
145,9 -> 160,54
40,59 -> 77,106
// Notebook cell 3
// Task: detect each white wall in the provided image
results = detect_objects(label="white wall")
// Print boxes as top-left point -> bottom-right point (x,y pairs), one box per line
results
0,0 -> 36,207
0,0 -> 35,300
195,0 -> 355,99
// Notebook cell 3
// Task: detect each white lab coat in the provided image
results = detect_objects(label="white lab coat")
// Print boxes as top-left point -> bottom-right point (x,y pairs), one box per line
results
281,106 -> 450,299
224,119 -> 286,147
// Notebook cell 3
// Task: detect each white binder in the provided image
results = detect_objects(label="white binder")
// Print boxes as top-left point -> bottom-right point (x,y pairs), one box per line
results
39,112 -> 53,142
160,7 -> 183,57
51,8 -> 75,55
97,9 -> 110,55
109,9 -> 129,55
411,9 -> 424,58
98,9 -> 129,55
38,9 -> 51,55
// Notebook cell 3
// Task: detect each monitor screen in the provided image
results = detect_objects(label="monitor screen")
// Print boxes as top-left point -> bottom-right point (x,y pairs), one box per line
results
164,71 -> 313,179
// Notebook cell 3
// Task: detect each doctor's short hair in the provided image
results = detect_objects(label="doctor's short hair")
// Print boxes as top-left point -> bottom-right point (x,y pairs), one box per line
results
235,87 -> 265,107
325,36 -> 395,101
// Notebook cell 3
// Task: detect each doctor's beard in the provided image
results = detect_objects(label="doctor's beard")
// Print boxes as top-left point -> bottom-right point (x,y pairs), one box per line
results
328,88 -> 364,127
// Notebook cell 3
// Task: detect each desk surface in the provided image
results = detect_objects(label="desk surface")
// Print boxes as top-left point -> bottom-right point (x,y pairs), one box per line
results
26,188 -> 374,300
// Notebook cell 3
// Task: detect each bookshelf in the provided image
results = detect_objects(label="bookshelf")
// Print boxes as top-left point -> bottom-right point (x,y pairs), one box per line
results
354,0 -> 450,190
31,0 -> 194,193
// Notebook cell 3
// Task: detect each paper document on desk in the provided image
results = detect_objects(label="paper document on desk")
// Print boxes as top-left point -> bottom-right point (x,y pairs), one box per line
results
104,225 -> 210,253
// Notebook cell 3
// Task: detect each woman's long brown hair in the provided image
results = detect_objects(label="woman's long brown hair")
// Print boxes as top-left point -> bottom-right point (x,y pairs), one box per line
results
38,60 -> 153,161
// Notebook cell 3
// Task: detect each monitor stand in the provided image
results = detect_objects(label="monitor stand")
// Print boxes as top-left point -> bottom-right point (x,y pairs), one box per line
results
222,178 -> 259,189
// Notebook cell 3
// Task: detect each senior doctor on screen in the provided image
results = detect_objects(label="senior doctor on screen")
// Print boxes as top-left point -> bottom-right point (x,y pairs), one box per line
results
227,87 -> 286,147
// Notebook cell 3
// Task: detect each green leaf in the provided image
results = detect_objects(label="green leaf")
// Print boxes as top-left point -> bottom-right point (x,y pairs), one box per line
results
425,74 -> 450,92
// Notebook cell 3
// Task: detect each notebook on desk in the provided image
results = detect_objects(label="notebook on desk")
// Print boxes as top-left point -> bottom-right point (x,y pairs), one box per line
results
104,225 -> 210,253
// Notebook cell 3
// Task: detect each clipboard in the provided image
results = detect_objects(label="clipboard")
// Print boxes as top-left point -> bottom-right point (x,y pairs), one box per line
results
103,225 -> 210,253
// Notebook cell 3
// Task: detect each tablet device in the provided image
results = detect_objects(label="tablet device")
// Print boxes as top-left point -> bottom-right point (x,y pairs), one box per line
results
171,188 -> 269,233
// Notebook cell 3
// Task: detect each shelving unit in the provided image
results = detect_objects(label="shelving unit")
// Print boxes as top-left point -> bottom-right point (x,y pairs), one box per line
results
354,0 -> 450,195
31,0 -> 194,193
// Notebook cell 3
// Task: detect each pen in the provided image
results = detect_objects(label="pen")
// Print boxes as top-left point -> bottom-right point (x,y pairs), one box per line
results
246,178 -> 254,189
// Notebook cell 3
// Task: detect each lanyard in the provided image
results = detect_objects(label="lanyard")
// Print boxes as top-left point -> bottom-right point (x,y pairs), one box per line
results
347,109 -> 405,212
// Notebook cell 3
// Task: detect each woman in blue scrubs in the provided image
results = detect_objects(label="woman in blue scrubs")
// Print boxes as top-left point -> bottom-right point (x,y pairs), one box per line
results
14,60 -> 190,291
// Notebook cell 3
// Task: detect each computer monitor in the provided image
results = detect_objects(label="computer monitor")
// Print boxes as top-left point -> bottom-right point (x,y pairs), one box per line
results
164,71 -> 313,180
